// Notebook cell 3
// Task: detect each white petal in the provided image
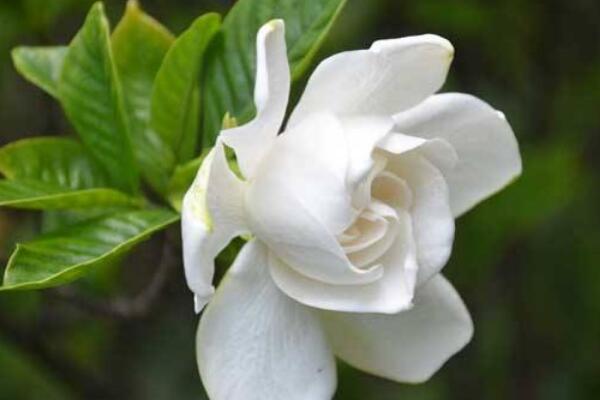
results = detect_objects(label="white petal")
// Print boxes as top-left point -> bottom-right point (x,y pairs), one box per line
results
247,113 -> 382,285
269,209 -> 418,314
377,132 -> 459,173
197,240 -> 336,400
393,93 -> 522,216
346,201 -> 399,268
385,153 -> 455,284
351,153 -> 387,211
319,274 -> 473,383
341,116 -> 395,188
181,143 -> 247,312
220,20 -> 290,179
289,34 -> 453,125
371,171 -> 413,210
340,211 -> 388,254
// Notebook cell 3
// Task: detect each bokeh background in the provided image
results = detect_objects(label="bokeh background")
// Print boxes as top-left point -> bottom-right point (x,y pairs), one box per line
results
0,0 -> 599,399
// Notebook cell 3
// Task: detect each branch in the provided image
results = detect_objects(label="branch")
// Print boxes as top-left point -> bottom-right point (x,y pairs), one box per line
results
48,229 -> 181,320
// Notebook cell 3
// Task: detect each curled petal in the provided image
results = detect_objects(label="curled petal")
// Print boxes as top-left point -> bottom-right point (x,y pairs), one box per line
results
377,131 -> 459,173
220,20 -> 290,179
393,93 -> 522,216
181,142 -> 247,312
289,34 -> 454,125
319,274 -> 473,383
269,209 -> 418,314
341,116 -> 395,189
197,240 -> 336,400
248,113 -> 381,285
345,201 -> 399,268
371,171 -> 413,210
385,153 -> 455,284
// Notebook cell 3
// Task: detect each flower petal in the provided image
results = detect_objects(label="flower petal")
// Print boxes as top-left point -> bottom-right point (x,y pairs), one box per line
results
341,116 -> 395,188
346,201 -> 399,268
384,152 -> 455,284
289,34 -> 453,125
197,240 -> 336,400
248,113 -> 382,285
269,209 -> 418,314
393,93 -> 522,216
181,142 -> 247,312
220,20 -> 290,179
319,274 -> 473,383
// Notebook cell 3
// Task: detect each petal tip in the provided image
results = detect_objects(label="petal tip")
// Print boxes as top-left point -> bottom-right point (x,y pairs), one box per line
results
261,19 -> 285,35
194,292 -> 214,313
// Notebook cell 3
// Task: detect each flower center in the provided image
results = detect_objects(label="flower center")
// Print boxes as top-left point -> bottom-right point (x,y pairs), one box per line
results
337,163 -> 412,269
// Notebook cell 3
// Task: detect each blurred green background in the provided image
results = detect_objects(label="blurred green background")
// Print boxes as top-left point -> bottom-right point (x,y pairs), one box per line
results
0,0 -> 599,399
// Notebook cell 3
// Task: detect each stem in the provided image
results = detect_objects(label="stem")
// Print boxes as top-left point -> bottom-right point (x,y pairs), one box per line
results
48,229 -> 180,320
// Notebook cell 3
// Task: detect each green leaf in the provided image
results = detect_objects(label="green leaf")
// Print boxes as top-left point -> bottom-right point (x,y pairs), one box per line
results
0,137 -> 110,188
0,137 -> 142,210
0,180 -> 142,210
1,209 -> 179,291
11,46 -> 67,98
150,13 -> 221,163
59,2 -> 139,193
202,0 -> 347,145
166,154 -> 205,212
112,0 -> 176,194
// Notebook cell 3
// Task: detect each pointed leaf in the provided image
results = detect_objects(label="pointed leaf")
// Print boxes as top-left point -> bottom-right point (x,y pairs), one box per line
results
0,137 -> 142,210
11,46 -> 67,98
0,137 -> 110,188
151,13 -> 221,163
202,0 -> 347,144
59,2 -> 139,193
112,0 -> 176,193
0,180 -> 142,210
1,209 -> 179,291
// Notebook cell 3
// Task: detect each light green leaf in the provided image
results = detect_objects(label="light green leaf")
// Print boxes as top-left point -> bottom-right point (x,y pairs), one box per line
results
0,137 -> 110,188
151,13 -> 221,163
11,46 -> 67,98
0,180 -> 142,210
112,0 -> 176,194
1,209 -> 179,291
202,0 -> 347,145
59,2 -> 139,193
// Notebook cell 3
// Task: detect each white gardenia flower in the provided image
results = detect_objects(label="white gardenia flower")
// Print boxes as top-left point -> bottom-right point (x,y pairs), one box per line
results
182,20 -> 521,400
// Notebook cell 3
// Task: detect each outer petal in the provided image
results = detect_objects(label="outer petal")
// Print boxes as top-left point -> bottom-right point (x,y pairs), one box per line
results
383,152 -> 455,284
247,113 -> 382,285
319,274 -> 473,383
393,93 -> 522,216
289,34 -> 454,126
269,209 -> 418,314
220,20 -> 290,179
197,240 -> 336,400
181,142 -> 247,312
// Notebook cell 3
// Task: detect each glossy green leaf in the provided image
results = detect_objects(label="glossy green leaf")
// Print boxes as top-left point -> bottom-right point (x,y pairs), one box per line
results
59,2 -> 139,193
112,0 -> 176,193
0,137 -> 110,188
1,209 -> 179,291
0,137 -> 142,210
11,46 -> 67,98
151,13 -> 221,163
202,0 -> 347,145
0,180 -> 142,210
